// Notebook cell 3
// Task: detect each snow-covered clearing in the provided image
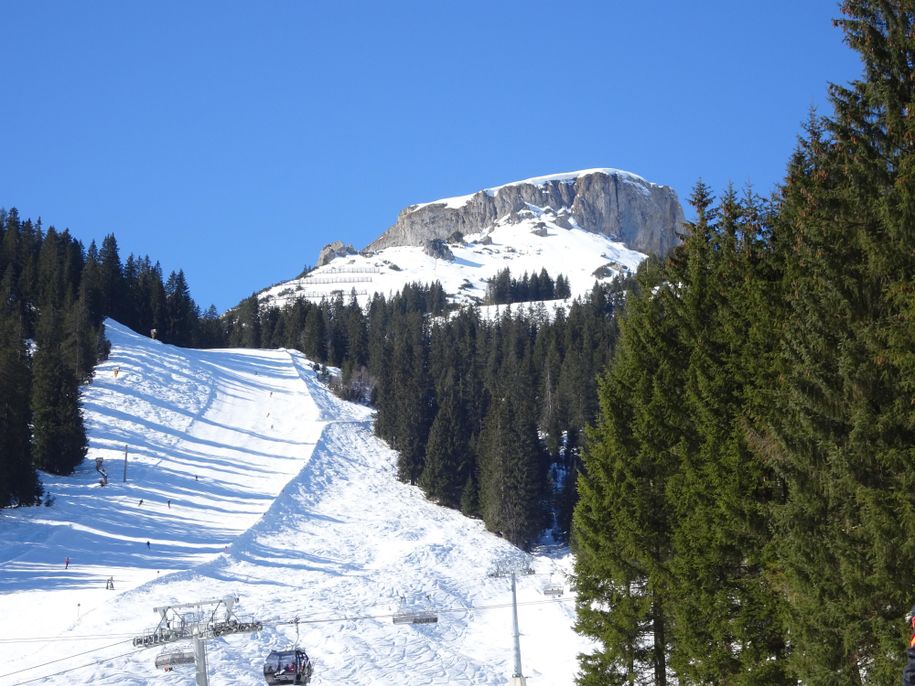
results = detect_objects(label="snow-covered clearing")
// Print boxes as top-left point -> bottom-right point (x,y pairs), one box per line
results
0,321 -> 590,685
259,217 -> 644,311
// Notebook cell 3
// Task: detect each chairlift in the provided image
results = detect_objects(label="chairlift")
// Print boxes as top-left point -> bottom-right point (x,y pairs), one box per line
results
263,617 -> 314,685
542,581 -> 564,597
542,574 -> 564,597
155,646 -> 195,671
392,595 -> 438,625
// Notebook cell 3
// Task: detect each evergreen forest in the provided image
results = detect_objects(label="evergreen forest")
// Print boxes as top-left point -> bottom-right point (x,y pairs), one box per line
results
0,218 -> 223,507
573,2 -> 915,683
223,277 -> 627,548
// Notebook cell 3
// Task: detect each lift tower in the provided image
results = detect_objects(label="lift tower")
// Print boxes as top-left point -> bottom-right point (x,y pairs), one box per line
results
490,563 -> 532,686
133,595 -> 262,686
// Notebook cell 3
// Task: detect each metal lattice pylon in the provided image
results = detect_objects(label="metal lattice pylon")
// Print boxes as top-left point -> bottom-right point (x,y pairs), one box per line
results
133,595 -> 262,686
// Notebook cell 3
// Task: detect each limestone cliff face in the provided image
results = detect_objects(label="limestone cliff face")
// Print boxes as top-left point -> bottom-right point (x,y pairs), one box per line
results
365,169 -> 684,257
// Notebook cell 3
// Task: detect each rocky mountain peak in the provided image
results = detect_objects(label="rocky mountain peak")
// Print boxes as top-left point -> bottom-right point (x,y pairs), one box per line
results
365,168 -> 684,257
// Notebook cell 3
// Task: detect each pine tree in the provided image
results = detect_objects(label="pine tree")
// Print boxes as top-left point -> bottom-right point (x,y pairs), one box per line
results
64,294 -> 99,382
198,304 -> 225,348
419,376 -> 469,508
134,258 -> 168,337
374,309 -> 433,485
459,473 -> 480,518
36,226 -> 65,308
663,184 -> 789,684
488,268 -> 512,305
573,258 -> 682,686
98,234 -> 126,322
763,4 -> 915,680
164,269 -> 198,346
31,305 -> 88,476
301,306 -> 326,360
79,245 -> 105,327
231,295 -> 262,348
478,350 -> 548,549
0,312 -> 41,506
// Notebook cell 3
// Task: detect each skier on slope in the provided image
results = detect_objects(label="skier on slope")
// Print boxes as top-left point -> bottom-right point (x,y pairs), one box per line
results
904,606 -> 915,686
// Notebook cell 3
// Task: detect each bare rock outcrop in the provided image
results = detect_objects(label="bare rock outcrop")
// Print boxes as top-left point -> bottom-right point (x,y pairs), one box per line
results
422,239 -> 454,261
317,241 -> 357,267
364,169 -> 683,257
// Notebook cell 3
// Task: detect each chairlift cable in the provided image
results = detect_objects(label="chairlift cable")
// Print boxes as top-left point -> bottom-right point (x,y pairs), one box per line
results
0,596 -> 574,682
0,639 -> 140,683
0,596 -> 573,647
0,631 -> 138,643
10,645 -> 148,686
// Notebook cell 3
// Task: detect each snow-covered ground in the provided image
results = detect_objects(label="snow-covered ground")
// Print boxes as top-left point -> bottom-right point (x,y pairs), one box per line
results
257,209 -> 645,311
0,320 -> 590,685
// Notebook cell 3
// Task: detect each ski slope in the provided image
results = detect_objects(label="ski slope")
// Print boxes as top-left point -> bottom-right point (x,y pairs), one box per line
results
0,320 -> 590,685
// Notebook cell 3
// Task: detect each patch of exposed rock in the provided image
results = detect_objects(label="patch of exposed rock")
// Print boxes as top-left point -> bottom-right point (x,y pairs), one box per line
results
317,241 -> 357,267
423,239 -> 454,261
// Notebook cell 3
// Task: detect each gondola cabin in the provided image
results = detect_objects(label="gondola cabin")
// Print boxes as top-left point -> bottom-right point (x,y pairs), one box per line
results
263,649 -> 314,685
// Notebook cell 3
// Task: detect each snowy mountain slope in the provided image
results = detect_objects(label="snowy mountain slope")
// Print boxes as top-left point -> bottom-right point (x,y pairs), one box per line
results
256,168 -> 683,312
258,207 -> 647,311
0,321 -> 590,685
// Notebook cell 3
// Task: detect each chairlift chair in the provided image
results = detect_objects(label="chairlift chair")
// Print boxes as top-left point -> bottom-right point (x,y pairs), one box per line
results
542,574 -> 564,597
155,646 -> 195,671
393,608 -> 438,624
542,582 -> 564,597
392,595 -> 438,625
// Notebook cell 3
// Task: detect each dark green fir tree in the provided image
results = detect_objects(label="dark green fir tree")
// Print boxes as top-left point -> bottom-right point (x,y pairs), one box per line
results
0,312 -> 41,506
31,306 -> 88,475
764,2 -> 915,681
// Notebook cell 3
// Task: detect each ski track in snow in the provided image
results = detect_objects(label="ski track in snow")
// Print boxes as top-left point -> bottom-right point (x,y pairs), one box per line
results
0,320 -> 590,685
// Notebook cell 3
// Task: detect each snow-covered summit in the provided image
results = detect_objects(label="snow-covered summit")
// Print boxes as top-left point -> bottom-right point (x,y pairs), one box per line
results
408,168 -> 655,212
366,167 -> 683,258
257,168 -> 682,312
258,205 -> 646,311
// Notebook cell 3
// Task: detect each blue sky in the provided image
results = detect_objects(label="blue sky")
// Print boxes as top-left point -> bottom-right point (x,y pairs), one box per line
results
2,1 -> 861,312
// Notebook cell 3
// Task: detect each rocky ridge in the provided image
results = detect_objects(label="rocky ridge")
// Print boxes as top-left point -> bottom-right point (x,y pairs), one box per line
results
364,168 -> 683,258
260,168 -> 682,312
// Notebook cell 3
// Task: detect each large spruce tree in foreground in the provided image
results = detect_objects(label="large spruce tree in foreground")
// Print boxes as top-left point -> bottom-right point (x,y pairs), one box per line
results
665,185 -> 789,684
573,256 -> 682,686
764,2 -> 915,681
574,2 -> 915,683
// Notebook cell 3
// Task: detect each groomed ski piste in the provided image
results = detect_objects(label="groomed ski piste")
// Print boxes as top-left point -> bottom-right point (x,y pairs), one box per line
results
0,320 -> 591,685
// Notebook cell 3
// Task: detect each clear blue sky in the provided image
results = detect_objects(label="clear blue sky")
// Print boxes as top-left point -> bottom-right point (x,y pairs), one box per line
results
1,1 -> 861,312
